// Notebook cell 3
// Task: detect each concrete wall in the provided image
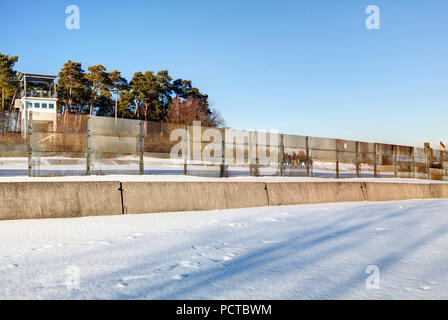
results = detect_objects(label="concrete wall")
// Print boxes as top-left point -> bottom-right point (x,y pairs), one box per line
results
266,182 -> 366,206
122,182 -> 268,214
0,181 -> 122,220
1,181 -> 448,220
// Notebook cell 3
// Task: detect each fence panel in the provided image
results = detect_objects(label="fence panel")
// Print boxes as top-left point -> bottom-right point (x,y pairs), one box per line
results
414,147 -> 427,179
359,142 -> 375,177
30,114 -> 89,176
0,111 -> 26,176
142,121 -> 185,175
376,143 -> 395,177
88,116 -> 140,175
395,145 -> 413,178
282,134 -> 308,177
309,137 -> 337,177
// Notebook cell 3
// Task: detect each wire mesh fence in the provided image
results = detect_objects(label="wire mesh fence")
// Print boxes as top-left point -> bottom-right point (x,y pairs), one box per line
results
0,111 -> 447,180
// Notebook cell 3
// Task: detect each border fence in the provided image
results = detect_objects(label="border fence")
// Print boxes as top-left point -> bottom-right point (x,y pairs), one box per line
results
1,110 -> 447,180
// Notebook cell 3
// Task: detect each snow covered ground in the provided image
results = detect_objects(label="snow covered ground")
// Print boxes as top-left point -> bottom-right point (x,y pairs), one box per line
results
0,156 -> 392,179
0,170 -> 446,184
1,200 -> 448,299
0,174 -> 447,184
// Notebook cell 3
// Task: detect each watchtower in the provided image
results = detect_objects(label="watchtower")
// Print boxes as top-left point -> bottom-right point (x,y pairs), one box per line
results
14,73 -> 58,135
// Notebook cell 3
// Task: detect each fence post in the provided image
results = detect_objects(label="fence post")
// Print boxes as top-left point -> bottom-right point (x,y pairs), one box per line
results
220,128 -> 228,178
27,111 -> 33,177
355,141 -> 360,178
424,142 -> 431,180
139,120 -> 144,175
374,143 -> 378,178
411,147 -> 416,179
335,140 -> 340,179
249,131 -> 259,176
441,151 -> 445,179
86,115 -> 92,175
279,134 -> 285,176
184,125 -> 189,175
306,136 -> 311,177
392,145 -> 398,178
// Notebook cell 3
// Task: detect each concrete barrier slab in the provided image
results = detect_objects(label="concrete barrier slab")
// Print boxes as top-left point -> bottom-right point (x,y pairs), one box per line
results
267,182 -> 366,206
0,181 -> 122,220
122,182 -> 268,214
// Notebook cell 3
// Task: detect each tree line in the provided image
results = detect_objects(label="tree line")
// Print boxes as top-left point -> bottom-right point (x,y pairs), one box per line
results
0,52 -> 224,127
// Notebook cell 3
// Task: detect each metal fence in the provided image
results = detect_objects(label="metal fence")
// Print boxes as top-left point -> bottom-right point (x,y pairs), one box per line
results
0,111 -> 447,180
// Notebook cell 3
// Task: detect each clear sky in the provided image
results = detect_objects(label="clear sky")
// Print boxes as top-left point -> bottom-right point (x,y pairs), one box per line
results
1,0 -> 447,148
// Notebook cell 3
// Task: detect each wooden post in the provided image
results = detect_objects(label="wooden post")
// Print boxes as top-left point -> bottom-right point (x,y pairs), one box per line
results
184,125 -> 189,175
355,141 -> 360,178
393,145 -> 398,178
86,115 -> 92,175
335,140 -> 340,179
424,142 -> 431,180
440,150 -> 444,180
139,120 -> 144,175
374,143 -> 378,178
114,88 -> 118,123
411,147 -> 416,179
279,134 -> 285,176
220,128 -> 228,178
27,111 -> 33,177
306,136 -> 311,177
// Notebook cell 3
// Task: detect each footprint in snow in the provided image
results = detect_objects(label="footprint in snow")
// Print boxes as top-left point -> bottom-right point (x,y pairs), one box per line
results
159,264 -> 179,271
419,286 -> 431,291
210,256 -> 233,263
180,261 -> 200,268
97,241 -> 110,245
261,217 -> 280,223
262,240 -> 281,244
173,274 -> 189,280
227,222 -> 247,227
115,282 -> 129,289
122,275 -> 153,281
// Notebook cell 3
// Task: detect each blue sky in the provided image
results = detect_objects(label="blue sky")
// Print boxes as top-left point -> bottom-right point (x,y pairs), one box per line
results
1,0 -> 447,148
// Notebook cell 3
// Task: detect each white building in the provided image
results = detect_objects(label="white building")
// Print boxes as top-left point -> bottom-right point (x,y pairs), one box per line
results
14,73 -> 58,135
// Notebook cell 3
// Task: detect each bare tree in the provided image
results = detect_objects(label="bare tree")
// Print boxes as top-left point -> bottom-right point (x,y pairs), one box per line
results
165,97 -> 225,128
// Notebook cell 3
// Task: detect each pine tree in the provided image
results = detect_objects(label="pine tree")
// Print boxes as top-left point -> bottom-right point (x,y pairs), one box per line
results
109,70 -> 128,120
0,53 -> 19,111
57,61 -> 87,114
86,65 -> 110,115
